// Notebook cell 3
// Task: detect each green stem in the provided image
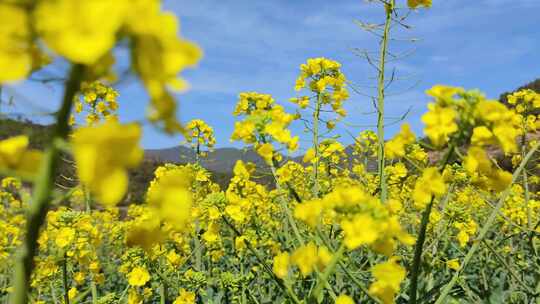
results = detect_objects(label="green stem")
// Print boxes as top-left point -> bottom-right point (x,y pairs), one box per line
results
160,281 -> 167,304
376,0 -> 394,203
312,93 -> 322,198
308,243 -> 345,303
84,186 -> 91,213
434,141 -> 540,304
11,64 -> 84,304
193,221 -> 203,271
62,255 -> 69,304
90,281 -> 97,304
407,198 -> 434,304
269,163 -> 305,245
408,144 -> 454,304
521,144 -> 532,231
195,127 -> 201,165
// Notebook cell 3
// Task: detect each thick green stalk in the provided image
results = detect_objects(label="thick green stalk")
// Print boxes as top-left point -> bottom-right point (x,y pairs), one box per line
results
434,141 -> 540,304
407,199 -> 434,304
408,145 -> 454,304
159,281 -> 167,304
376,0 -> 394,203
90,281 -> 98,304
11,64 -> 84,304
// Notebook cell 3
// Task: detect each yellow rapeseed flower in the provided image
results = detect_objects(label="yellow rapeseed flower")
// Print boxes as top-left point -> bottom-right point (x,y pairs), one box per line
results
291,242 -> 318,277
385,123 -> 416,159
446,259 -> 460,271
0,3 -> 32,83
335,295 -> 355,304
256,143 -> 274,164
412,167 -> 446,209
272,251 -> 290,279
342,214 -> 380,250
127,1 -> 202,132
127,267 -> 150,287
146,168 -> 193,231
368,257 -> 406,304
408,0 -> 432,9
0,135 -> 43,176
421,103 -> 458,147
464,146 -> 512,192
173,288 -> 196,304
55,227 -> 76,248
425,85 -> 463,101
68,287 -> 78,301
35,0 -> 128,64
72,121 -> 143,206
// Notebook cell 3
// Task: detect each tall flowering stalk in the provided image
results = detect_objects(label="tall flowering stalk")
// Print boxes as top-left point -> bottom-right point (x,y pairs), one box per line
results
375,0 -> 394,203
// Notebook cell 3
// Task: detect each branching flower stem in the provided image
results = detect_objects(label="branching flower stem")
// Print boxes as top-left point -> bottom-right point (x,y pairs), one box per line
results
376,0 -> 395,203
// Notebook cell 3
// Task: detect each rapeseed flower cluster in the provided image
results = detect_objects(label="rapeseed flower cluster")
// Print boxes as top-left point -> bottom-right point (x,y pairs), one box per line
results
71,81 -> 119,126
231,92 -> 299,163
184,119 -> 216,158
292,57 -> 349,128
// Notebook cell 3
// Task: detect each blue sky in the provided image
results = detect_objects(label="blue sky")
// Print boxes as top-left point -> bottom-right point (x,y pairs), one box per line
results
3,0 -> 540,153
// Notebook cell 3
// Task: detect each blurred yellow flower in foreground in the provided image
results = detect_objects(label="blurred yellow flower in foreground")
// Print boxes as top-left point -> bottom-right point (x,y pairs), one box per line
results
0,3 -> 32,82
0,135 -> 43,176
72,121 -> 143,206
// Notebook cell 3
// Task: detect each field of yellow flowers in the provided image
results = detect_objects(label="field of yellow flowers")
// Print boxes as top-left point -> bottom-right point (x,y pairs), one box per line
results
1,0 -> 539,303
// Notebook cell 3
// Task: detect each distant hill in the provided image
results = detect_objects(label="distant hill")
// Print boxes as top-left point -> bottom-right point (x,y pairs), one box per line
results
0,116 -> 52,148
145,146 -> 268,173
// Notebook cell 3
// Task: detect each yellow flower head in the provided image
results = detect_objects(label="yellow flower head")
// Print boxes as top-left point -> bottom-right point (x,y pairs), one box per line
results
446,259 -> 460,271
35,0 -> 128,64
173,288 -> 196,304
342,214 -> 380,250
256,143 -> 274,164
421,103 -> 458,147
369,257 -> 406,304
385,123 -> 416,159
412,167 -> 446,209
127,266 -> 150,287
0,135 -> 43,176
272,251 -> 290,279
408,0 -> 432,9
72,121 -> 143,206
147,166 -> 193,231
0,3 -> 32,83
464,146 -> 512,192
335,295 -> 355,304
55,227 -> 76,249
